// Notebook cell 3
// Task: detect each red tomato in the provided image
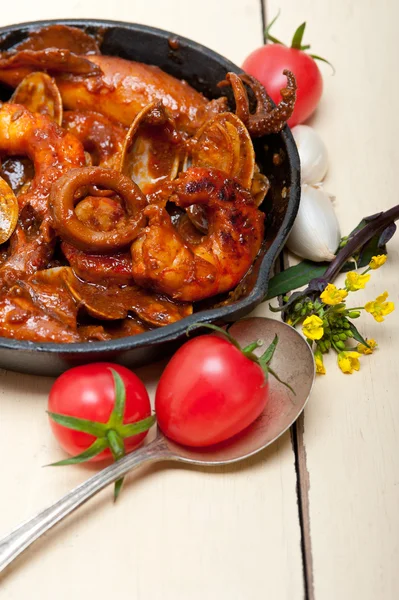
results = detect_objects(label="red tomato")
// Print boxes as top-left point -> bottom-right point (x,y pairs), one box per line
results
48,363 -> 151,461
242,44 -> 323,127
155,335 -> 269,447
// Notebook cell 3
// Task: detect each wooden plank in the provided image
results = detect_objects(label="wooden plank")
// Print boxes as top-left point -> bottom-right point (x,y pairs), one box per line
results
0,2 -> 304,599
265,0 -> 399,597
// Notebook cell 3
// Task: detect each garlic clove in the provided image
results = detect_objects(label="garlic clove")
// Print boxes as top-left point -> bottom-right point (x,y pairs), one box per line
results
292,124 -> 329,185
286,184 -> 341,262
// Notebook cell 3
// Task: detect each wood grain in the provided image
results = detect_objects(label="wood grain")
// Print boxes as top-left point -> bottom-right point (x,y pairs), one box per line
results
0,2 -> 304,599
265,1 -> 399,598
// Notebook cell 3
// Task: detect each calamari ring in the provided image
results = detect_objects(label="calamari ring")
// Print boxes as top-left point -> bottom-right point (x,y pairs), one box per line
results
49,166 -> 147,252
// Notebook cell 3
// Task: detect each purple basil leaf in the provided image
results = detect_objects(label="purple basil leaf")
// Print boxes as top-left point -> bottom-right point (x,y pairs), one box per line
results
378,222 -> 397,247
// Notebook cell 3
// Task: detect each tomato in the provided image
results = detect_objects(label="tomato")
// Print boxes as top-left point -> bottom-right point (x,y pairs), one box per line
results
242,18 -> 330,127
48,363 -> 152,461
155,334 -> 270,447
243,44 -> 322,127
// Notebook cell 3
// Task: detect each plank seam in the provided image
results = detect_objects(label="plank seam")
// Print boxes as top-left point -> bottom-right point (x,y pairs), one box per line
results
261,3 -> 313,597
260,0 -> 267,42
291,415 -> 314,600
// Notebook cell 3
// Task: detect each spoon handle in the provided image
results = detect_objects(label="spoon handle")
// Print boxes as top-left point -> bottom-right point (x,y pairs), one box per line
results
0,437 -> 168,573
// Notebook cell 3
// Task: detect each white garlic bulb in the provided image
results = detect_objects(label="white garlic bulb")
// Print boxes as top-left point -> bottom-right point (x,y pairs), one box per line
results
292,124 -> 329,184
286,184 -> 341,262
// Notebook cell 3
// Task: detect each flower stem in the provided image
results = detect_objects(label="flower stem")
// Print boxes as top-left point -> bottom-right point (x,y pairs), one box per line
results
323,205 -> 399,283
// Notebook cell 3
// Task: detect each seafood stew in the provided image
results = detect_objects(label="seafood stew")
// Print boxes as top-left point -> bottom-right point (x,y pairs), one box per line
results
0,23 -> 297,346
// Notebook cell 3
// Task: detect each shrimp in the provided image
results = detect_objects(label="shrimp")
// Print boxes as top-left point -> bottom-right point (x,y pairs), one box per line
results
131,167 -> 264,302
0,103 -> 85,285
0,103 -> 85,218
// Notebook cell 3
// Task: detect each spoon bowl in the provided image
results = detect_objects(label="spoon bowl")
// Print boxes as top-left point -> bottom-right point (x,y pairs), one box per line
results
0,317 -> 314,574
163,317 -> 315,464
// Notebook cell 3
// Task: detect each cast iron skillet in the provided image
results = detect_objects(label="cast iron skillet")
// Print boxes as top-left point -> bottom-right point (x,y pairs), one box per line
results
0,19 -> 300,376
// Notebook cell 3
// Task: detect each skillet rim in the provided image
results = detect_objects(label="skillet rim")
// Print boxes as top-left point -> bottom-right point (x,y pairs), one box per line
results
0,18 -> 300,356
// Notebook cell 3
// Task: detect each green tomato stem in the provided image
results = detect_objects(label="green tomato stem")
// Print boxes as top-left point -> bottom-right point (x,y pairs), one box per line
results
47,370 -> 155,501
291,22 -> 306,50
48,438 -> 108,467
263,11 -> 334,71
259,334 -> 279,364
242,340 -> 263,354
107,430 -> 126,502
186,323 -> 294,394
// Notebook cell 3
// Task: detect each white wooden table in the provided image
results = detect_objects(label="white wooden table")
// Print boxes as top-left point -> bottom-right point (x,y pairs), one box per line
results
0,1 -> 398,598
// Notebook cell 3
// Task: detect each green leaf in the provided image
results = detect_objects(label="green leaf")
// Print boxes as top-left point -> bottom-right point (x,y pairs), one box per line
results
266,261 -> 327,299
310,54 -> 335,74
265,231 -> 386,302
348,215 -> 375,237
242,340 -> 263,354
260,335 -> 279,365
357,233 -> 386,266
47,411 -> 107,437
291,22 -> 306,49
107,429 -> 125,460
119,415 -> 156,438
114,477 -> 125,502
264,11 -> 285,45
108,369 -> 126,427
348,323 -> 370,348
267,33 -> 284,44
48,438 -> 108,466
106,429 -> 126,502
378,223 -> 396,246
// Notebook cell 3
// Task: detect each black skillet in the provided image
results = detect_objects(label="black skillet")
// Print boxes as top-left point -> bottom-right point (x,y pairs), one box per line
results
0,19 -> 300,376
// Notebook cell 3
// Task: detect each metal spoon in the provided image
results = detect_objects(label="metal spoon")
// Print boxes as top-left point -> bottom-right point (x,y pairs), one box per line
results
0,317 -> 315,573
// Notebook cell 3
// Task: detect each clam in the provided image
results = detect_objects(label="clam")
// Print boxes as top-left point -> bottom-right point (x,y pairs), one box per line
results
11,72 -> 63,125
184,112 -> 256,232
187,112 -> 255,189
0,175 -> 19,244
119,101 -> 183,195
250,164 -> 270,207
62,268 -> 192,325
19,267 -> 78,329
78,318 -> 147,342
9,24 -> 101,55
0,157 -> 34,196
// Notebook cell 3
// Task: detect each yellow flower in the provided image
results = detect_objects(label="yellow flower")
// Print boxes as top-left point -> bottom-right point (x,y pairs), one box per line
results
357,338 -> 378,355
345,271 -> 370,291
286,318 -> 294,326
365,291 -> 395,322
337,351 -> 361,374
369,255 -> 387,270
320,283 -> 348,305
302,315 -> 324,340
314,351 -> 326,375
